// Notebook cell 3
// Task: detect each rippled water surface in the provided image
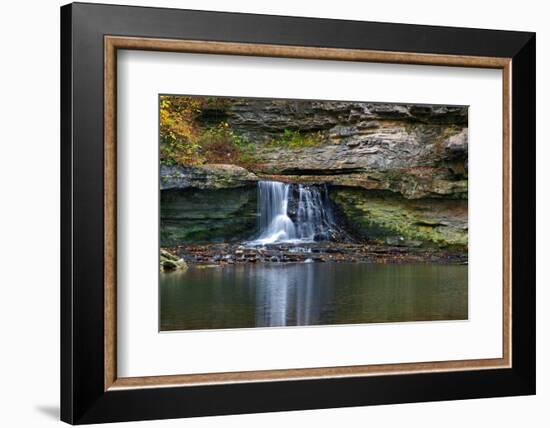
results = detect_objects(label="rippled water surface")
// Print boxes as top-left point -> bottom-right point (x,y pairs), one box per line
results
160,263 -> 468,331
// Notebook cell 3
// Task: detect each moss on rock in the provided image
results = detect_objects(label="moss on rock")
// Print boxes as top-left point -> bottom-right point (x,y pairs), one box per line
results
331,188 -> 467,250
160,249 -> 188,272
160,186 -> 258,246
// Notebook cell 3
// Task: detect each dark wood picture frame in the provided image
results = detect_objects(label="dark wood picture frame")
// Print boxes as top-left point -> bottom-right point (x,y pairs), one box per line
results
61,2 -> 536,424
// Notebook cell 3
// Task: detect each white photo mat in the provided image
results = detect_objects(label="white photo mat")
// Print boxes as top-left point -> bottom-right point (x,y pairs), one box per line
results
117,50 -> 503,378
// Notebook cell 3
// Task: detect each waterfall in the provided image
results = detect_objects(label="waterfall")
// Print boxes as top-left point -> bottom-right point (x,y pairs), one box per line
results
295,184 -> 335,242
254,181 -> 297,245
249,180 -> 335,245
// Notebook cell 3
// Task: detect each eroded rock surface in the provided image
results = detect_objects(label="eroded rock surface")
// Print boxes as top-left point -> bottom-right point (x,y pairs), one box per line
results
163,101 -> 468,199
160,248 -> 188,272
160,187 -> 257,246
330,189 -> 468,249
160,164 -> 258,190
224,100 -> 467,142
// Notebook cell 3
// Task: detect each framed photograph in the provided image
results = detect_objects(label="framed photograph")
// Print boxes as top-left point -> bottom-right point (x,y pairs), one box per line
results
60,2 -> 535,424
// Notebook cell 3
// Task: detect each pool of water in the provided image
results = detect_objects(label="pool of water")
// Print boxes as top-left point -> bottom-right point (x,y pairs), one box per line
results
160,263 -> 467,331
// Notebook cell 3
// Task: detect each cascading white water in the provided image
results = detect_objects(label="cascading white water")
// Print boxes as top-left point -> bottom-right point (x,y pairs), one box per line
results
248,180 -> 335,245
295,184 -> 334,242
253,181 -> 297,245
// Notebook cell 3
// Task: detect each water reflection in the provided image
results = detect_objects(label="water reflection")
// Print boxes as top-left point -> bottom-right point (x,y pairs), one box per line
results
253,264 -> 330,327
160,263 -> 468,331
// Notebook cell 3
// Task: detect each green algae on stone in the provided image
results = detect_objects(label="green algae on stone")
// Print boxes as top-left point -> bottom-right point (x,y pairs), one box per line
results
331,188 -> 467,249
160,248 -> 188,272
160,186 -> 258,246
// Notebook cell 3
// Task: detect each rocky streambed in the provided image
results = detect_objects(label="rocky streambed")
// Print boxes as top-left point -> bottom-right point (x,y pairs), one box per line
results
162,242 -> 467,268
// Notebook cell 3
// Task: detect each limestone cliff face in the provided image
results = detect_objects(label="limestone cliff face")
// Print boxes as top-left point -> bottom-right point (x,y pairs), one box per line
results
180,99 -> 469,199
161,187 -> 257,246
225,100 -> 467,140
160,100 -> 468,248
160,164 -> 258,190
330,188 -> 467,250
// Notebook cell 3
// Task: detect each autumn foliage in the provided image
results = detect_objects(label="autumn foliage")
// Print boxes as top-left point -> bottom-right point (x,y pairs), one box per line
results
159,95 -> 202,165
159,95 -> 256,167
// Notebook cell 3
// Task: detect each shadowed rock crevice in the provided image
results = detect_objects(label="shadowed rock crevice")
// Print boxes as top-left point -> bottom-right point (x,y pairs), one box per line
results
160,186 -> 258,246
